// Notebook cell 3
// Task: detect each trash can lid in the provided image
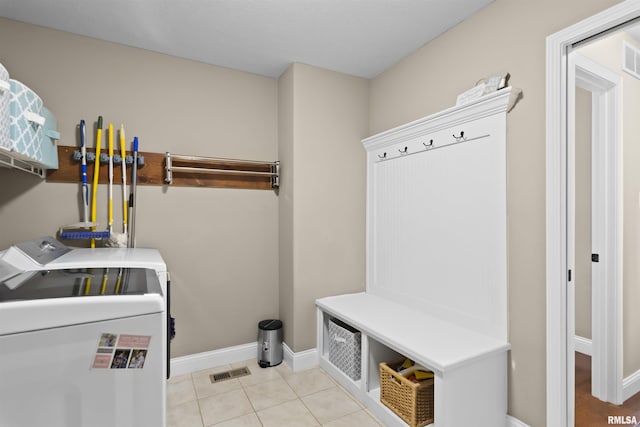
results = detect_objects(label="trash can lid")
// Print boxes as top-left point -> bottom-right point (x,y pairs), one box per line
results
259,319 -> 282,330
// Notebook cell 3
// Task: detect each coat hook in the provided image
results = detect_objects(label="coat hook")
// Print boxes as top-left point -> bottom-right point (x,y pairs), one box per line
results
423,139 -> 434,149
453,131 -> 465,141
398,146 -> 408,155
378,152 -> 387,159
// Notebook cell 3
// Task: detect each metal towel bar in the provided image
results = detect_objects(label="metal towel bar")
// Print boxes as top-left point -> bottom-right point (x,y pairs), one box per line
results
164,152 -> 279,189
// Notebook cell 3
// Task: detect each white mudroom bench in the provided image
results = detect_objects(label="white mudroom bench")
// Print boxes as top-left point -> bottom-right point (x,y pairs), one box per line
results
316,87 -> 520,427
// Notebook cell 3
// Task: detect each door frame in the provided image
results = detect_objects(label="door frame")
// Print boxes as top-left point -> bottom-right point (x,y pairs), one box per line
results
546,1 -> 638,425
570,52 -> 623,405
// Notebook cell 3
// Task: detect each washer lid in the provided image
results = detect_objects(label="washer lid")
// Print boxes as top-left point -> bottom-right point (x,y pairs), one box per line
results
0,267 -> 161,300
0,268 -> 164,335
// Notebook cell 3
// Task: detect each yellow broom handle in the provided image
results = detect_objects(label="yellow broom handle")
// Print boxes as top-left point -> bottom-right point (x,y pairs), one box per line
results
91,116 -> 103,248
120,125 -> 127,231
108,124 -> 113,231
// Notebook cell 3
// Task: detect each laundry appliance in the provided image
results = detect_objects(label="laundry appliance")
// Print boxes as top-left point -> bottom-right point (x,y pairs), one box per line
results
0,237 -> 170,427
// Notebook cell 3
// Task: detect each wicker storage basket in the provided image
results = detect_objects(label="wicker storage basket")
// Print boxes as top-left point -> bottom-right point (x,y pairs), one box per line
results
379,361 -> 434,427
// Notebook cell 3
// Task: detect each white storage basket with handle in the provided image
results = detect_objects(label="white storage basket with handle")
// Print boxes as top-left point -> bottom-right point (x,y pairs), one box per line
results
328,317 -> 361,381
39,106 -> 60,169
8,79 -> 45,163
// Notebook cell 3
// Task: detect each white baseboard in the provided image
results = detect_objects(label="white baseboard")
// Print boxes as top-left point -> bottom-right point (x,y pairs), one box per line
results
574,335 -> 592,356
170,342 -> 257,377
506,414 -> 530,427
283,342 -> 318,372
623,368 -> 640,402
169,341 -> 319,377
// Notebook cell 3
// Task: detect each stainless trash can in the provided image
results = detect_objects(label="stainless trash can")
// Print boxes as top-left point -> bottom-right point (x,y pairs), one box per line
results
258,319 -> 283,368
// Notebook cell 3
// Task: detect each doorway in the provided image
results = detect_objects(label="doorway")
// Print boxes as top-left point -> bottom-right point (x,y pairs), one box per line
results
547,2 -> 640,425
569,51 -> 623,407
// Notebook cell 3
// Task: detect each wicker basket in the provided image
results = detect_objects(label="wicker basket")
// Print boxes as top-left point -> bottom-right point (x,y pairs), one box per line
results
379,361 -> 434,427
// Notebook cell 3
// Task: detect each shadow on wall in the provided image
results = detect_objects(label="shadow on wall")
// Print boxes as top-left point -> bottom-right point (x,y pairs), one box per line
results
0,168 -> 43,208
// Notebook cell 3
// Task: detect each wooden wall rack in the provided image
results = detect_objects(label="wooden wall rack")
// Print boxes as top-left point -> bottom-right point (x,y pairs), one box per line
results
46,145 -> 279,191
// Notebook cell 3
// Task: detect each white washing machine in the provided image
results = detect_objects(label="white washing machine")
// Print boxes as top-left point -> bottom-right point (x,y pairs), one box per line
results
0,237 -> 170,427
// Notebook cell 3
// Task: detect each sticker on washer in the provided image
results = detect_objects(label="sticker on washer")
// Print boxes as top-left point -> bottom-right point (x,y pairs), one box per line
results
92,333 -> 151,370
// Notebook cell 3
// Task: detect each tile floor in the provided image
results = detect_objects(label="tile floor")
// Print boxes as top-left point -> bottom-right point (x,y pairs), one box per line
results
166,359 -> 384,427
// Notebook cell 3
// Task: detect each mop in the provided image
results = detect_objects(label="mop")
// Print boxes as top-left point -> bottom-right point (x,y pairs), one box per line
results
113,124 -> 128,292
59,118 -> 109,242
128,136 -> 139,248
106,124 -> 128,248
119,125 -> 128,241
108,124 -> 114,237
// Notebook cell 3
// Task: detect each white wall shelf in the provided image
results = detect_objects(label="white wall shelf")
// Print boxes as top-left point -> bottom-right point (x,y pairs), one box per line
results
0,149 -> 45,178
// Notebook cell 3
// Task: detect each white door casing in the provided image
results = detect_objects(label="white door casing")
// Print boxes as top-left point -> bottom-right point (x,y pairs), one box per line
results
546,2 -> 638,425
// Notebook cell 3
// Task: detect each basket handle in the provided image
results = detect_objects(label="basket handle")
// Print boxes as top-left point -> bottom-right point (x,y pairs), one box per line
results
333,334 -> 346,344
0,80 -> 9,94
24,111 -> 45,127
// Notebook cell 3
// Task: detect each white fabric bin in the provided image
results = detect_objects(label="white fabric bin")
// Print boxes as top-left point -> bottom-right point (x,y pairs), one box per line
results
328,317 -> 361,381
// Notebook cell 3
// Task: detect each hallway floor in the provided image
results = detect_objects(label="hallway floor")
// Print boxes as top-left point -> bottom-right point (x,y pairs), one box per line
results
575,352 -> 640,426
166,359 -> 383,426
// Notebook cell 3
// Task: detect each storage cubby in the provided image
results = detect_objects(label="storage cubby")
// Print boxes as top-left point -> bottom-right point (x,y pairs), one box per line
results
317,311 -> 362,394
366,337 -> 404,394
316,88 -> 519,427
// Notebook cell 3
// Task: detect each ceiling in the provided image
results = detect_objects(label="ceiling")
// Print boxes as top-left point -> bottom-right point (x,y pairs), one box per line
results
0,0 -> 493,79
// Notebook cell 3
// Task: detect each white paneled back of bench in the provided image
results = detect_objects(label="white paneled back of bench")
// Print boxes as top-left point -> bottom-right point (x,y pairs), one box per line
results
363,88 -> 515,342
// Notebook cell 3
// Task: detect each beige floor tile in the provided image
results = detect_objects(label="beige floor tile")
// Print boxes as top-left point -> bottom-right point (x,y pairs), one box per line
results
165,365 -> 379,427
238,363 -> 282,387
256,399 -> 320,427
321,409 -> 382,426
274,361 -> 294,378
364,409 -> 384,424
332,381 -> 363,408
199,389 -> 254,426
301,386 -> 361,424
193,374 -> 242,399
230,359 -> 258,370
284,367 -> 336,397
167,373 -> 192,384
167,377 -> 197,408
166,399 -> 203,427
244,378 -> 298,411
211,412 -> 262,427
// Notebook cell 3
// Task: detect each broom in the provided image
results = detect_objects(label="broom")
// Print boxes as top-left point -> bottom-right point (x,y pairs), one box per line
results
59,118 -> 110,242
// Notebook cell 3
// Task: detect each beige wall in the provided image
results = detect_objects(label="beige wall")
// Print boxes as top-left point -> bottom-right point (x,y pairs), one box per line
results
0,18 -> 279,357
2,1 -> 634,423
368,0 -> 621,425
579,31 -> 640,378
277,65 -> 295,347
0,19 -> 368,358
574,87 -> 592,340
279,63 -> 368,352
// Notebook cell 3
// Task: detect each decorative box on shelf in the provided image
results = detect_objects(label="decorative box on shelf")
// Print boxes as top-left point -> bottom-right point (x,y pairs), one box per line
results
0,63 -> 59,177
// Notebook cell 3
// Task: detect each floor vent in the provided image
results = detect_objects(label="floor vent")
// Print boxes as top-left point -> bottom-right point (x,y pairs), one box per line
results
210,366 -> 251,383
